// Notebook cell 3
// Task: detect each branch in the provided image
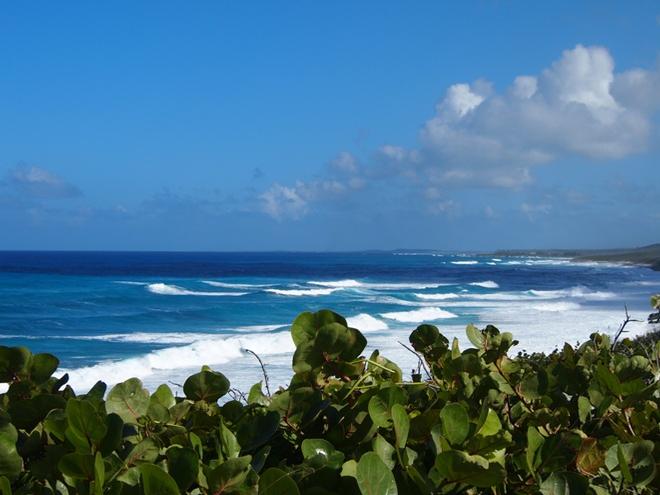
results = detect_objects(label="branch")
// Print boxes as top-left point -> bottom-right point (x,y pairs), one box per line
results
244,348 -> 271,397
612,305 -> 642,350
398,341 -> 432,381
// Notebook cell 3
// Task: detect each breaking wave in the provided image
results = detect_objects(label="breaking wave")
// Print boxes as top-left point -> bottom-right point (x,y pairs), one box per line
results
147,283 -> 247,297
62,331 -> 294,391
469,280 -> 499,289
346,313 -> 389,331
380,307 -> 458,323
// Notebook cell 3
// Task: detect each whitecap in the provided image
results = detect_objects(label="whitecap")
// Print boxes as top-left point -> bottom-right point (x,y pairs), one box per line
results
147,283 -> 247,297
469,281 -> 499,289
61,331 -> 294,391
380,307 -> 458,323
346,313 -> 389,332
414,293 -> 460,300
265,288 -> 339,297
202,280 -> 274,289
309,279 -> 448,290
451,260 -> 479,265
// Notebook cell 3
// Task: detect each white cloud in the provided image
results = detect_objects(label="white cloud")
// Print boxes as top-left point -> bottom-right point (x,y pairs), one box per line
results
259,183 -> 308,220
521,202 -> 552,221
4,165 -> 82,199
415,45 -> 657,188
258,45 -> 660,220
330,151 -> 358,173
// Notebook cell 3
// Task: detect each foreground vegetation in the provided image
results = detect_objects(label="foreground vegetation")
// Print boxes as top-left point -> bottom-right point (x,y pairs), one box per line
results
0,302 -> 659,494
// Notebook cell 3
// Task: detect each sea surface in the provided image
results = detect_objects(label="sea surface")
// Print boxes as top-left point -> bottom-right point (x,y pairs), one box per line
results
1,251 -> 659,395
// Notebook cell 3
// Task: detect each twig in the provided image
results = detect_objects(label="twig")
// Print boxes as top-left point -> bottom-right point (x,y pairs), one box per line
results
398,341 -> 432,380
244,348 -> 271,397
612,305 -> 642,350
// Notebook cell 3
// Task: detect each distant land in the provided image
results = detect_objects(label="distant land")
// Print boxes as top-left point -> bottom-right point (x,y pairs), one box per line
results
493,243 -> 660,271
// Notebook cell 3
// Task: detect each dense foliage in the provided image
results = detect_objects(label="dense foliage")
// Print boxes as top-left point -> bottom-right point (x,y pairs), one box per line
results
0,304 -> 658,494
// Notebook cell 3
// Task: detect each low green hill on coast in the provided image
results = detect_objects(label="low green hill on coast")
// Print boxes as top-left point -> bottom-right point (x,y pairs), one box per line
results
494,243 -> 660,271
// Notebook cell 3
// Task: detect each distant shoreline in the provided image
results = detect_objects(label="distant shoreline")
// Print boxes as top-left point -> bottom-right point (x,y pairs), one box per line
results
493,243 -> 660,272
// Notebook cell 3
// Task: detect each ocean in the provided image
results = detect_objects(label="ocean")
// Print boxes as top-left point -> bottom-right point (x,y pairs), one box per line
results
1,251 -> 659,395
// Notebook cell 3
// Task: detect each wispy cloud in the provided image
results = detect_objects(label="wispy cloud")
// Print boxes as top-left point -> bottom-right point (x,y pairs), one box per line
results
3,164 -> 82,199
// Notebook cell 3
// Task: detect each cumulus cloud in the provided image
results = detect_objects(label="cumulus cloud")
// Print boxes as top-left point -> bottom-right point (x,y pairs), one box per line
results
258,45 -> 659,220
4,164 -> 82,199
417,44 -> 657,187
259,152 -> 367,220
260,183 -> 309,220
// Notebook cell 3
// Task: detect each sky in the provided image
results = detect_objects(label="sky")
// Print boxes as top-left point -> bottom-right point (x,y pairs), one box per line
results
1,1 -> 659,251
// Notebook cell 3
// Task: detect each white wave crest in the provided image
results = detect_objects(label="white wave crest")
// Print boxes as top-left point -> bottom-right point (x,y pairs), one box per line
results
469,281 -> 499,289
61,331 -> 294,391
147,283 -> 247,297
202,280 -> 274,289
309,279 -> 447,290
380,307 -> 458,323
265,288 -> 339,297
414,293 -> 459,300
451,260 -> 479,265
346,313 -> 389,332
528,286 -> 616,300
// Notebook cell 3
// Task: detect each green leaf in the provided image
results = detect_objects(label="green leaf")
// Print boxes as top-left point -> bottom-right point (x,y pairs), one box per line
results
0,347 -> 30,382
434,451 -> 504,487
356,452 -> 397,495
105,378 -> 150,424
476,409 -> 501,437
207,456 -> 252,494
183,368 -> 230,402
258,467 -> 300,495
301,439 -> 344,469
93,451 -> 104,495
617,444 -> 632,483
466,324 -> 484,349
391,404 -> 409,449
125,439 -> 159,466
219,420 -> 241,460
577,396 -> 591,423
248,382 -> 269,405
0,476 -> 11,495
58,453 -> 95,480
372,434 -> 395,470
0,412 -> 22,479
440,403 -> 470,446
368,396 -> 391,428
139,464 -> 180,495
539,471 -> 589,495
526,426 -> 545,474
236,410 -> 280,451
291,310 -> 347,346
65,399 -> 108,451
29,353 -> 59,384
166,446 -> 199,491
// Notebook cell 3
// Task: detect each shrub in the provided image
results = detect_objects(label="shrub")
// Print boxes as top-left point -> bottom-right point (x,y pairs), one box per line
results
0,308 -> 658,494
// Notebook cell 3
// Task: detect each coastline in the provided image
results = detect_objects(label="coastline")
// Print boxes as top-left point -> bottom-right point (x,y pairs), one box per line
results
493,243 -> 660,272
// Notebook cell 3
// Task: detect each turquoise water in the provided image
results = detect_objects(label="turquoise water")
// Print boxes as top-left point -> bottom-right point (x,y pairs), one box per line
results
1,251 -> 659,393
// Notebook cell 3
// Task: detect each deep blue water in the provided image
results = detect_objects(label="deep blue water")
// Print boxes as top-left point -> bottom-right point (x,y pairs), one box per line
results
1,251 -> 659,392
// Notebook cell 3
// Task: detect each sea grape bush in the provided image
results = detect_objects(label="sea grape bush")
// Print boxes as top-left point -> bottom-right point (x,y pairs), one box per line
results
0,309 -> 658,494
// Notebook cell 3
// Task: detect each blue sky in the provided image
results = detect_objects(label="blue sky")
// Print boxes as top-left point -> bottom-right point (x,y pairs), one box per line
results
1,1 -> 659,251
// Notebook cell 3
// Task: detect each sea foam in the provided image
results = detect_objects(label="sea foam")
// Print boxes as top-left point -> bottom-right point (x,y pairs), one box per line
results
346,313 -> 389,331
62,331 -> 294,391
380,307 -> 458,323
